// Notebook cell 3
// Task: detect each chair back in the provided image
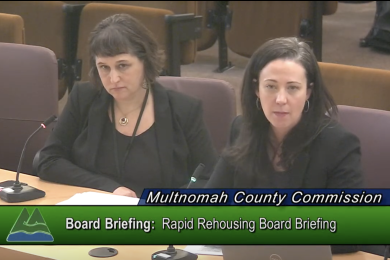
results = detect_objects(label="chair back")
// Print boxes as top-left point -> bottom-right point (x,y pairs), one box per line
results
157,76 -> 236,154
225,1 -> 337,58
87,1 -> 217,52
0,43 -> 58,175
320,62 -> 390,111
338,105 -> 390,188
0,1 -> 81,100
0,13 -> 25,44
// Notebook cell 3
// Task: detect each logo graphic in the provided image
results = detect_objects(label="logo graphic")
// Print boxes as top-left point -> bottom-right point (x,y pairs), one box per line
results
7,208 -> 54,242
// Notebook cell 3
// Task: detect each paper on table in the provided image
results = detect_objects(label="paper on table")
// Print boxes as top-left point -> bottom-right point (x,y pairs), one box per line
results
56,192 -> 140,205
184,245 -> 223,256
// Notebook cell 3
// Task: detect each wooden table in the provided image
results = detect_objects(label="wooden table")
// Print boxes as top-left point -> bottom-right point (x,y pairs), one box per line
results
0,169 -> 384,260
1,245 -> 222,260
0,245 -> 383,260
0,169 -> 111,205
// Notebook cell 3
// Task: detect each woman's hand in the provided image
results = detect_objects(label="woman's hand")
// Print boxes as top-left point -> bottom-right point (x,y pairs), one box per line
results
113,186 -> 137,198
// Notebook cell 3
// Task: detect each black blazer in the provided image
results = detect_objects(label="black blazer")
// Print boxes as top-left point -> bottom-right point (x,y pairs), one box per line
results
206,115 -> 363,254
37,81 -> 217,195
206,115 -> 364,189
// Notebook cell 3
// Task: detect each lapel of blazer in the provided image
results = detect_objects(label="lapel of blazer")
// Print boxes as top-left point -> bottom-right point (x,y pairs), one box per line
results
152,83 -> 174,188
85,89 -> 110,169
287,151 -> 310,188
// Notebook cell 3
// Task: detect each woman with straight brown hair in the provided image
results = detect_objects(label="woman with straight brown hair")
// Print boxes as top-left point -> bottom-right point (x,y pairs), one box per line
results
206,37 -> 363,254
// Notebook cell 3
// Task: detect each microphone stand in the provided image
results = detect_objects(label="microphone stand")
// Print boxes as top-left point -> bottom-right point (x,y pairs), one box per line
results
151,164 -> 205,260
152,245 -> 197,260
0,116 -> 56,203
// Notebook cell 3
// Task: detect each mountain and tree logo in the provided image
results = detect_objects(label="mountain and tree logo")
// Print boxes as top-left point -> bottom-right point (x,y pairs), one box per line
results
7,208 -> 54,242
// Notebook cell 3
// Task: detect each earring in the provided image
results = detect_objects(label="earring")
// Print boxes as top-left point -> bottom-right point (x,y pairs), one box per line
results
304,100 -> 310,113
256,98 -> 261,110
142,79 -> 149,89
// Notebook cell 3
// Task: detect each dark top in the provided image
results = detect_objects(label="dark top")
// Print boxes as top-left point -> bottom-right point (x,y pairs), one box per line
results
206,115 -> 364,189
269,170 -> 291,189
206,115 -> 363,254
37,81 -> 218,197
256,145 -> 291,188
96,112 -> 161,196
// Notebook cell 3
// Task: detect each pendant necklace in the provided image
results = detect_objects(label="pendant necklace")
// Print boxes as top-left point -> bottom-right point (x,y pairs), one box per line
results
116,81 -> 150,127
119,116 -> 129,126
116,100 -> 146,127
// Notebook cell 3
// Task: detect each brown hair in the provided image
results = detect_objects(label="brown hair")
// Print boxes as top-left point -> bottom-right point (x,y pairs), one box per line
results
226,37 -> 338,174
88,13 -> 165,89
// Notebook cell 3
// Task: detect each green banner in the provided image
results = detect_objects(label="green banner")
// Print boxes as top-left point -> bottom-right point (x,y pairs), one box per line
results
0,206 -> 387,245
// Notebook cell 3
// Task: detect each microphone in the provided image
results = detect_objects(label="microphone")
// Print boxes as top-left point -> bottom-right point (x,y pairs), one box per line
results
186,163 -> 204,188
151,164 -> 205,260
0,115 -> 57,203
152,245 -> 197,260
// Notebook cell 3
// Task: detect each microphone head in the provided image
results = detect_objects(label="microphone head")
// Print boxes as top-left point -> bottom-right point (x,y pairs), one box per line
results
186,163 -> 205,189
41,115 -> 57,128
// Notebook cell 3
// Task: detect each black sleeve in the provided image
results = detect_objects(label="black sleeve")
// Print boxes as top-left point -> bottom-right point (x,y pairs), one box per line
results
183,100 -> 218,188
37,84 -> 122,192
204,156 -> 235,188
228,115 -> 242,146
205,115 -> 242,188
326,131 -> 364,188
326,129 -> 363,254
